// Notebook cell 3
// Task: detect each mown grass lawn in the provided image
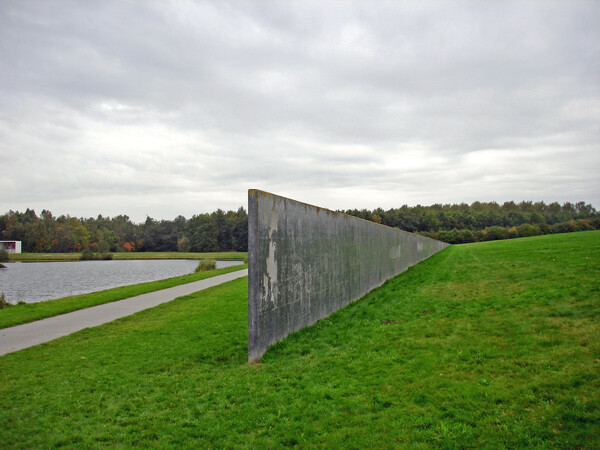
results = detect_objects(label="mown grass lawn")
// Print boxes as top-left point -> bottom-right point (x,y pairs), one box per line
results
0,231 -> 598,447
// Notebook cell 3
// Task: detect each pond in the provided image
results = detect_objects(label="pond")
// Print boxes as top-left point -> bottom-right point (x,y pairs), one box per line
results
0,260 -> 243,304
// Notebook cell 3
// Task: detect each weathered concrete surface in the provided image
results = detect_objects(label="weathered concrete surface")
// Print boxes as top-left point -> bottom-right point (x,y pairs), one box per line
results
248,190 -> 449,362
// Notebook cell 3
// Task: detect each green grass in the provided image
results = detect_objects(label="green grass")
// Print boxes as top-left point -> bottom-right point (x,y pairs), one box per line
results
9,251 -> 247,262
0,231 -> 598,447
0,264 -> 247,329
194,259 -> 217,272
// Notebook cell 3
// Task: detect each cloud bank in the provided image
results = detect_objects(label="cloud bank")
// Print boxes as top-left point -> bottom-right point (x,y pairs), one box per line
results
1,0 -> 598,221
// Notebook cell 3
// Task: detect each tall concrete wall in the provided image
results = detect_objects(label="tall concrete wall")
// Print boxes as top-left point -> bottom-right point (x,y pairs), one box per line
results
248,190 -> 449,362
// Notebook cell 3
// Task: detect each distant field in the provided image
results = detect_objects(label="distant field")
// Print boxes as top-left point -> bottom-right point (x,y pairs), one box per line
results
9,251 -> 247,262
0,231 -> 598,447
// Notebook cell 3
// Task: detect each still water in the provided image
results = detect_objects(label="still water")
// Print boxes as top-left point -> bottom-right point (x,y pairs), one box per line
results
0,260 -> 243,304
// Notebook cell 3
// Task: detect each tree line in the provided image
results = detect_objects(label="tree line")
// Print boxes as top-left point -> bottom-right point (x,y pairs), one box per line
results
342,200 -> 599,244
1,200 -> 597,253
0,208 -> 248,253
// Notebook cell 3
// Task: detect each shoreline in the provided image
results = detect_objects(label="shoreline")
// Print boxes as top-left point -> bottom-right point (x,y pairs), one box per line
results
8,251 -> 247,262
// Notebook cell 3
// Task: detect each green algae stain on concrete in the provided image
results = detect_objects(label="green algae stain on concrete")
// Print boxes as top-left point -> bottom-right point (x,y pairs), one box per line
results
247,189 -> 449,362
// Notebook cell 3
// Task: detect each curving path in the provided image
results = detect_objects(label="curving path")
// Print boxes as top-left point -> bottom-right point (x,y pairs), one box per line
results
0,269 -> 248,356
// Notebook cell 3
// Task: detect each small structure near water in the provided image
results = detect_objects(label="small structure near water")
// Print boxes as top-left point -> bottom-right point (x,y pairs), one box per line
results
0,241 -> 21,254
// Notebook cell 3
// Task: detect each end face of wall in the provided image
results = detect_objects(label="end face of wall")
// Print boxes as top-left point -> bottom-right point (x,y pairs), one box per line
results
248,190 -> 448,363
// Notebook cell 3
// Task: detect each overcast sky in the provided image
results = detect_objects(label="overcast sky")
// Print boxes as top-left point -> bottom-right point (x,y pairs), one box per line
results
1,1 -> 598,222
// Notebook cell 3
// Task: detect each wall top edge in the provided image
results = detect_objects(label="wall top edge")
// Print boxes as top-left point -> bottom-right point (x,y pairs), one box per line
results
248,189 -> 449,247
249,189 -> 341,217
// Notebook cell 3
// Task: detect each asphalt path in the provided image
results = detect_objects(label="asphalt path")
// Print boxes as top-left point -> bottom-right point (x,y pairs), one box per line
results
0,269 -> 248,356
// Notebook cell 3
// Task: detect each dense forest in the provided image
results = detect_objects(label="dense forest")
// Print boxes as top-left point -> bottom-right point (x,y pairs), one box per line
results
0,208 -> 247,253
1,201 -> 598,253
343,200 -> 599,244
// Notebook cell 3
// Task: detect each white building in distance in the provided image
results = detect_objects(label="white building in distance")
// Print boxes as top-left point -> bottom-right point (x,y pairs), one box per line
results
0,241 -> 21,253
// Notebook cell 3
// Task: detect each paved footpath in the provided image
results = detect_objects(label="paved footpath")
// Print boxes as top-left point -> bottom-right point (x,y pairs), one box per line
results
0,269 -> 248,356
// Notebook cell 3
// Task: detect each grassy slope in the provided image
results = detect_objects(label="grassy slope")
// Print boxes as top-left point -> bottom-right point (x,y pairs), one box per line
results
0,231 -> 598,447
0,264 -> 247,329
9,251 -> 247,262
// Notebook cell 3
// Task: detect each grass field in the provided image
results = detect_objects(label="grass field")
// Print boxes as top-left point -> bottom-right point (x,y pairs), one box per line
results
0,264 -> 247,329
8,251 -> 247,262
0,231 -> 598,447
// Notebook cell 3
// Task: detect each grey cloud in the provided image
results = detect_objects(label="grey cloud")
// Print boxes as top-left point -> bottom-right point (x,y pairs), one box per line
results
0,0 -> 598,221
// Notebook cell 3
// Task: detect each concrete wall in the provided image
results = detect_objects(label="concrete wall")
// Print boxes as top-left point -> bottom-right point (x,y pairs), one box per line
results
248,190 -> 449,362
